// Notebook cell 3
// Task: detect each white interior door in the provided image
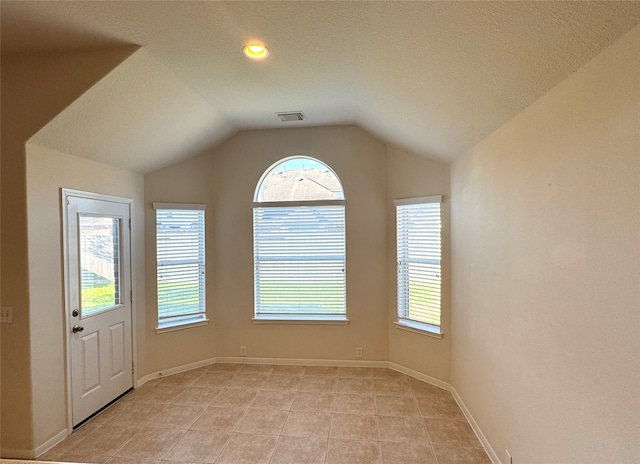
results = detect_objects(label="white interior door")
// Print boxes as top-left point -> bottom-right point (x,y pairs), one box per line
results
65,192 -> 133,427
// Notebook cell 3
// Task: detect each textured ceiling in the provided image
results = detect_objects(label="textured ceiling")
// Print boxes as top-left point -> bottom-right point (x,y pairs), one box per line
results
3,1 -> 640,172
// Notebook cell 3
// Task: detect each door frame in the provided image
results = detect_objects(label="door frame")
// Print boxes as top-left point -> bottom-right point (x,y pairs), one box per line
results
61,188 -> 137,434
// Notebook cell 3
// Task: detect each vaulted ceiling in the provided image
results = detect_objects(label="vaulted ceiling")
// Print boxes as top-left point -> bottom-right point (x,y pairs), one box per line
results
3,1 -> 640,173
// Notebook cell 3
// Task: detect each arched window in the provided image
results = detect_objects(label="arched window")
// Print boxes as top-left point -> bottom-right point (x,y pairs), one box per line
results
252,156 -> 347,322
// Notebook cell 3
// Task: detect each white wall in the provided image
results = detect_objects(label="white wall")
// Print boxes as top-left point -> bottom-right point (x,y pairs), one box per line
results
26,145 -> 145,449
451,25 -> 640,463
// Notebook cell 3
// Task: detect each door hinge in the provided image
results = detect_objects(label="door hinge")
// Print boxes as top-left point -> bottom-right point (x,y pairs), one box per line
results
128,218 -> 131,230
130,290 -> 133,303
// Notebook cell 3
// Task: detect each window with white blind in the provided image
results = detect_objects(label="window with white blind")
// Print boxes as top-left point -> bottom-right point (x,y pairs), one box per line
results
154,203 -> 207,331
395,196 -> 442,337
253,156 -> 347,323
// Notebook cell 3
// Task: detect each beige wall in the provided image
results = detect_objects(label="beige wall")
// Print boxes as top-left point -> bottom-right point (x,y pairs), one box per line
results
144,153 -> 217,373
212,127 -> 389,361
1,48 -> 135,456
451,25 -> 640,463
386,145 -> 451,382
143,126 -> 452,375
25,145 -> 145,448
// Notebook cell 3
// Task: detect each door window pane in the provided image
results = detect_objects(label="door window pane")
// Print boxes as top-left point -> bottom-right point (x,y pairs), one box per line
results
79,216 -> 121,317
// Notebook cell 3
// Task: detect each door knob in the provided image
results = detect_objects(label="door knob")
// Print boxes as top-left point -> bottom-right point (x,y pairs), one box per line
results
72,325 -> 84,333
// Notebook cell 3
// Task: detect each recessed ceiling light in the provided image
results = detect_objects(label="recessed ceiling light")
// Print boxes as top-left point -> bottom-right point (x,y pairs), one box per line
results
243,43 -> 269,59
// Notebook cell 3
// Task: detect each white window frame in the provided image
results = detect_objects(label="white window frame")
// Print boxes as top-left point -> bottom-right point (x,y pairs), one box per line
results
394,195 -> 443,338
154,203 -> 208,332
252,157 -> 348,324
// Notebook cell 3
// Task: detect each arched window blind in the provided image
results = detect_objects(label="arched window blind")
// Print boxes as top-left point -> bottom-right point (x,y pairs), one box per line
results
253,157 -> 347,322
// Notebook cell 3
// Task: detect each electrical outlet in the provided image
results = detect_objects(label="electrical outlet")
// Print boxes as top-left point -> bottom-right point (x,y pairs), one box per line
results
1,307 -> 13,324
356,347 -> 363,358
240,345 -> 247,356
505,449 -> 512,464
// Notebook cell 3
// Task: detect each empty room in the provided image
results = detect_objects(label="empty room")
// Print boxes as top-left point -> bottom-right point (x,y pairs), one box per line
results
1,2 -> 638,464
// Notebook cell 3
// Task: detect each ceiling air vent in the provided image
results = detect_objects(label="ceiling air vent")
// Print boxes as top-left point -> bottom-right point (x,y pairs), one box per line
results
276,111 -> 305,122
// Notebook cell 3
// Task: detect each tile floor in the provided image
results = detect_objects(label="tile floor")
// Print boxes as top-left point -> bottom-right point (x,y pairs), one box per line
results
39,364 -> 491,464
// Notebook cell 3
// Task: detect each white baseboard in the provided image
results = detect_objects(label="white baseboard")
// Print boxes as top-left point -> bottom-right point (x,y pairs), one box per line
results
388,362 -> 451,391
216,356 -> 388,367
450,386 -> 500,464
34,428 -> 68,458
136,357 -> 217,387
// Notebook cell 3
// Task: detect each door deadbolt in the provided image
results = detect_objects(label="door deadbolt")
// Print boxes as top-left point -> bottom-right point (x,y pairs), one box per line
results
72,309 -> 79,317
72,325 -> 84,333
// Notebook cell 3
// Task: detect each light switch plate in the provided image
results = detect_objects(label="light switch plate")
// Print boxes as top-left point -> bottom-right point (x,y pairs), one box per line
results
1,307 -> 13,323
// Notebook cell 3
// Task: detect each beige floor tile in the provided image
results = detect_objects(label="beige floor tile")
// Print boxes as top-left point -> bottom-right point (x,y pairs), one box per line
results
114,427 -> 184,460
44,421 -> 102,454
192,372 -> 234,388
163,429 -> 230,463
59,452 -> 111,462
425,418 -> 481,447
234,408 -> 288,435
281,411 -> 332,438
147,403 -> 207,429
375,395 -> 419,417
226,373 -> 269,388
416,395 -> 465,419
333,393 -> 376,415
298,376 -> 338,392
37,448 -> 66,461
338,367 -> 373,378
249,389 -> 296,410
215,433 -> 278,464
337,378 -> 374,394
46,363 -> 488,464
136,385 -> 188,403
326,439 -> 381,464
270,436 -> 328,464
68,424 -> 139,456
330,413 -> 378,440
371,368 -> 408,380
372,379 -> 412,397
377,415 -> 428,442
379,441 -> 437,464
270,365 -> 305,375
115,428 -> 185,459
213,388 -> 258,408
208,363 -> 241,373
106,458 -> 160,463
432,445 -> 491,463
408,378 -> 450,397
189,406 -> 246,431
291,391 -> 335,412
302,366 -> 339,377
261,374 -> 301,391
101,400 -> 167,427
173,386 -> 221,405
238,363 -> 274,374
157,371 -> 203,387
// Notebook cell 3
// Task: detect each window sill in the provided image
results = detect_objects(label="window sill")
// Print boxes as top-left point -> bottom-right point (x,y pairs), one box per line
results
156,318 -> 209,333
252,315 -> 349,325
394,320 -> 442,339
